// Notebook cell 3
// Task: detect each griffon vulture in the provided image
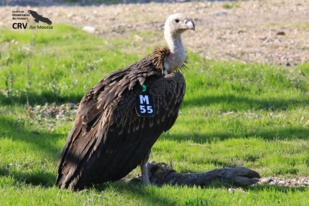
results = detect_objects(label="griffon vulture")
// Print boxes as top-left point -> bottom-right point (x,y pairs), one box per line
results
56,13 -> 195,190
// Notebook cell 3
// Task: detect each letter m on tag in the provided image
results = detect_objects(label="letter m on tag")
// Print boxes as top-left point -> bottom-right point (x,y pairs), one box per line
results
136,93 -> 155,117
139,95 -> 149,105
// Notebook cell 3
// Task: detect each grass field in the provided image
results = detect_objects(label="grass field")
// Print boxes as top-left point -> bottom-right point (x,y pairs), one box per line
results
0,24 -> 309,205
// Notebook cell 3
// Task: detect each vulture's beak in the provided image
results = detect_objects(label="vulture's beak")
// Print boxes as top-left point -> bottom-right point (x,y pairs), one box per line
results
184,19 -> 195,31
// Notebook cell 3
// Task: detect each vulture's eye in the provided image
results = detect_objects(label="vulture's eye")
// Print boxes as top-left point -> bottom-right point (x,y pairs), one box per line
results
174,19 -> 180,23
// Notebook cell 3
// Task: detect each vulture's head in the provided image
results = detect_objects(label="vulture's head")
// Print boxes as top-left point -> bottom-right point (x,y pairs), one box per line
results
164,13 -> 195,73
164,13 -> 195,37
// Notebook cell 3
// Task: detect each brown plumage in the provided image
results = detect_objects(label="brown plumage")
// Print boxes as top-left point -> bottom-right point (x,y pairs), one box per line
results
56,13 -> 194,190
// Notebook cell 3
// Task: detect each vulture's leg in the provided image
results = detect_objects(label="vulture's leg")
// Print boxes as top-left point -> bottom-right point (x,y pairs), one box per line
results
140,150 -> 151,185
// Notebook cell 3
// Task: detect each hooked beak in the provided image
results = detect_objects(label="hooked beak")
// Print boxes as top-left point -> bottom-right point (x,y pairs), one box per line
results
184,19 -> 195,31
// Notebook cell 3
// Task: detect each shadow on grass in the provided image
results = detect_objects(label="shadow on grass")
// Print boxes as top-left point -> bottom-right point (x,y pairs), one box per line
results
245,184 -> 308,193
162,127 -> 309,143
0,114 -> 63,186
93,181 -> 308,206
94,182 -> 177,206
0,91 -> 83,106
1,89 -> 308,110
0,166 -> 56,187
182,94 -> 309,111
0,115 -> 64,161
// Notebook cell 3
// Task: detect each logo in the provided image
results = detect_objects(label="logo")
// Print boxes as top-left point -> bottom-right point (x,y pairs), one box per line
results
28,10 -> 52,25
12,10 -> 53,30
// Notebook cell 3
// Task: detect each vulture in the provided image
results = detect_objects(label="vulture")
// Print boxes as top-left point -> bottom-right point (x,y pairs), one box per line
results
56,13 -> 195,190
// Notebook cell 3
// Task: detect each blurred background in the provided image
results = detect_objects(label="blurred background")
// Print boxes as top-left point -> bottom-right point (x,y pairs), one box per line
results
2,0 -> 249,6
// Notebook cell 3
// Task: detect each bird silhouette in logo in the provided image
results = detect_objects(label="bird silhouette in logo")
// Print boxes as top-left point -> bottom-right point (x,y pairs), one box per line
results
28,10 -> 52,25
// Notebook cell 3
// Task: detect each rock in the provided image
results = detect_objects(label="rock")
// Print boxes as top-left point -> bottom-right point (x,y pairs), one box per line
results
228,188 -> 234,193
258,177 -> 309,187
260,177 -> 272,184
82,26 -> 96,33
276,31 -> 286,36
213,11 -> 229,16
56,114 -> 65,120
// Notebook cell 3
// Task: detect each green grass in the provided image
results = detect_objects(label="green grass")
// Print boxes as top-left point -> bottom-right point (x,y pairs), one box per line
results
222,2 -> 239,9
0,24 -> 309,205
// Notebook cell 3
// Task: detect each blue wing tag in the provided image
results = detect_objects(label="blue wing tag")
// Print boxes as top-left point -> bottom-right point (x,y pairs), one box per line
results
136,92 -> 155,117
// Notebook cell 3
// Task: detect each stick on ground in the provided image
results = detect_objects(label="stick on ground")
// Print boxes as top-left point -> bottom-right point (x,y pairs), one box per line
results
131,161 -> 260,187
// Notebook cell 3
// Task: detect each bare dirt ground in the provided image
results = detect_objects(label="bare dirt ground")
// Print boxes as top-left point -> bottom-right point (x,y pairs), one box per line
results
1,0 -> 309,66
